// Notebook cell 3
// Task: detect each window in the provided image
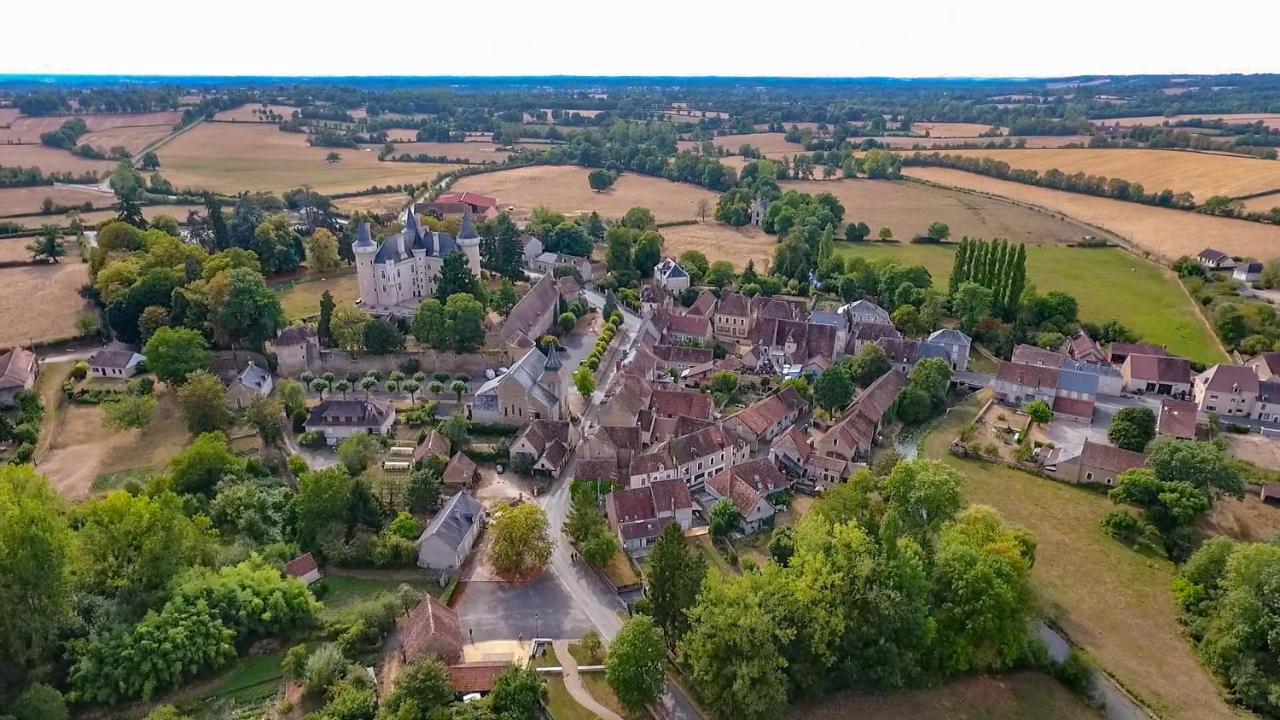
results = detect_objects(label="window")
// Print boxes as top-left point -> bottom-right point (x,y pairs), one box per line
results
1085,471 -> 1094,481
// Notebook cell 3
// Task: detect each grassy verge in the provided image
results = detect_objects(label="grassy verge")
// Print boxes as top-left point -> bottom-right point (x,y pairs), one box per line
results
920,392 -> 1240,720
532,646 -> 599,720
601,548 -> 640,588
566,642 -> 645,720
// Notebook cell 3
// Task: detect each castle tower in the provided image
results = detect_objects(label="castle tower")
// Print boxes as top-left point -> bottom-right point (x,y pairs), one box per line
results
352,222 -> 379,309
542,344 -> 566,417
456,208 -> 483,278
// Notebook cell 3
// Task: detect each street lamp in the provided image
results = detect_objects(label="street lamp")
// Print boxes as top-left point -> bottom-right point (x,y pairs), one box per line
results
534,613 -> 540,639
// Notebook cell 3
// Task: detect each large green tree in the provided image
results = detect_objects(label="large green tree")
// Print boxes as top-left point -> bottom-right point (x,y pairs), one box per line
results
489,502 -> 553,576
1108,407 -> 1156,452
143,326 -> 212,385
435,251 -> 480,300
177,370 -> 233,435
169,431 -> 246,495
606,615 -> 667,710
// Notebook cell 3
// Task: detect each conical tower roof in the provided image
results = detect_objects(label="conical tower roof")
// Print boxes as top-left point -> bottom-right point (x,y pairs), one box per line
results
458,207 -> 479,241
354,222 -> 375,249
543,345 -> 562,372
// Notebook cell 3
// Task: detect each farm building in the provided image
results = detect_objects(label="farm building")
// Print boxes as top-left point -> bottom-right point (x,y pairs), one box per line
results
441,452 -> 478,489
1233,262 -> 1264,283
400,593 -> 464,664
415,490 -> 485,573
1122,354 -> 1192,397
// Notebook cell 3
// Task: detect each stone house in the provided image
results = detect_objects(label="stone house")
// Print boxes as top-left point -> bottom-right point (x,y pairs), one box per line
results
0,347 -> 37,408
704,459 -> 792,535
415,491 -> 485,573
1121,354 -> 1192,397
89,349 -> 145,380
471,346 -> 565,425
1044,441 -> 1145,486
723,386 -> 808,451
272,326 -> 320,376
605,479 -> 694,557
927,328 -> 972,371
1193,364 -> 1260,421
305,398 -> 395,445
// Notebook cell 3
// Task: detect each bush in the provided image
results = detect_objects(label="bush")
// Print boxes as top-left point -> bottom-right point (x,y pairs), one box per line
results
13,683 -> 68,720
1053,649 -> 1094,697
299,431 -> 327,449
304,643 -> 348,695
70,361 -> 89,380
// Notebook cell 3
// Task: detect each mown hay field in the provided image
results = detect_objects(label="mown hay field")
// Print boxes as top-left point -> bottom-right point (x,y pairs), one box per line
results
0,185 -> 111,216
1094,112 -> 1280,128
211,104 -> 300,122
0,111 -> 181,144
77,124 -> 175,155
942,147 -> 1280,200
0,258 -> 92,346
909,121 -> 996,137
789,672 -> 1099,720
0,143 -> 113,175
157,123 -> 461,194
332,192 -> 412,216
1240,190 -> 1280,213
677,132 -> 806,155
375,140 -> 511,163
903,165 -> 1280,261
4,204 -> 200,229
274,269 -> 360,321
451,165 -> 720,224
922,395 -> 1245,720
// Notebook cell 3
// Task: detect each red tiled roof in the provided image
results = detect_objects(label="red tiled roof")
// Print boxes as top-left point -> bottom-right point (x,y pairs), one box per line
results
283,552 -> 318,578
650,389 -> 714,421
1052,395 -> 1095,419
1158,398 -> 1198,439
708,459 -> 789,516
666,313 -> 711,339
448,662 -> 508,694
996,361 -> 1060,390
575,458 -> 620,483
667,424 -> 735,465
402,594 -> 464,665
654,345 -> 714,365
416,429 -> 451,462
436,191 -> 497,209
1126,354 -> 1191,384
442,452 -> 478,487
729,387 -> 807,437
689,291 -> 718,317
1010,344 -> 1069,368
1079,441 -> 1146,474
1200,364 -> 1260,394
1109,342 -> 1166,362
0,347 -> 35,390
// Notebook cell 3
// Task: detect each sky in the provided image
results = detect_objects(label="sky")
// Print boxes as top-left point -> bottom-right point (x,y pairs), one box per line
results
3,0 -> 1279,78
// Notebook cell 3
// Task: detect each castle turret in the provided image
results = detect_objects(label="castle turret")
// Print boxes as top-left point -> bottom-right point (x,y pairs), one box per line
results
456,207 -> 483,278
352,222 -> 379,309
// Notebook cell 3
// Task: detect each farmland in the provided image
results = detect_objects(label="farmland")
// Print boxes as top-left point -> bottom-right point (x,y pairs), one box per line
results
332,192 -> 413,216
0,110 -> 181,144
156,122 -> 461,194
903,165 -> 1280,260
1239,190 -> 1280,212
908,121 -> 996,137
0,253 -> 92,347
375,140 -> 512,163
676,132 -> 806,156
0,185 -> 110,216
0,143 -> 113,175
211,103 -> 300,122
789,672 -> 1099,720
938,148 -> 1280,200
451,165 -> 720,223
783,178 -> 1102,246
922,394 -> 1243,720
1094,112 -> 1280,128
3,203 -> 200,229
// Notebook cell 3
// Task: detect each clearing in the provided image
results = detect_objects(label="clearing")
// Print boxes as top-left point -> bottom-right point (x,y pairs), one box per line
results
784,178 -> 1103,246
36,388 -> 190,502
661,222 -> 776,269
0,185 -> 110,216
274,269 -> 360,321
832,242 -> 1225,364
938,148 -> 1280,201
451,165 -> 719,224
157,123 -> 461,195
1239,191 -> 1280,213
332,192 -> 412,216
0,258 -> 92,346
903,165 -> 1280,261
909,122 -> 997,137
789,672 -> 1098,720
921,392 -> 1245,720
211,104 -> 300,122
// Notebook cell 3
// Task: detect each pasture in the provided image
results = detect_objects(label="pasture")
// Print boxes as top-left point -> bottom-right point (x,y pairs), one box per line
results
909,121 -> 996,137
4,203 -> 200,229
274,269 -> 360,320
77,124 -> 175,155
0,143 -> 113,175
0,185 -> 110,216
789,672 -> 1098,720
832,242 -> 1225,364
333,192 -> 412,216
903,165 -> 1280,261
945,147 -> 1280,201
375,140 -> 511,163
1239,190 -> 1280,213
0,111 -> 181,144
156,123 -> 461,194
676,132 -> 806,155
211,103 -> 300,122
784,178 -> 1101,246
0,257 -> 92,347
450,165 -> 720,223
921,394 -> 1243,720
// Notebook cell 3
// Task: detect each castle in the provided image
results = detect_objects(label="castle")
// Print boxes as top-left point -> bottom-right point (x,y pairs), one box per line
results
352,209 -> 483,317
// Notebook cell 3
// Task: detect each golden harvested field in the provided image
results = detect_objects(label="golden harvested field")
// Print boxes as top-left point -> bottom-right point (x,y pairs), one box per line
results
0,186 -> 110,215
786,178 -> 1102,245
0,111 -> 181,144
77,124 -> 175,155
377,141 -> 511,163
451,165 -> 720,223
946,148 -> 1280,200
157,123 -> 461,194
5,204 -> 200,229
0,143 -> 113,175
0,235 -> 77,264
332,192 -> 411,216
212,103 -> 299,122
909,121 -> 996,137
1095,112 -> 1280,128
1240,191 -> 1280,213
663,223 -> 775,268
0,259 -> 91,346
790,672 -> 1099,720
677,132 -> 806,155
904,166 -> 1280,260
0,108 -> 21,124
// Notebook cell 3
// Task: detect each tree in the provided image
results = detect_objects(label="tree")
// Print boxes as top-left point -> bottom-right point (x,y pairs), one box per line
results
250,214 -> 303,274
909,357 -> 952,402
137,305 -> 170,342
813,366 -> 853,412
169,431 -> 246,495
926,222 -> 951,241
604,225 -> 636,284
411,298 -> 448,348
606,615 -> 667,710
383,656 -> 453,718
435,251 -> 479,300
633,230 -> 664,279
296,468 -> 351,549
13,683 -> 68,720
622,207 -> 657,230
177,371 -> 233,434
363,318 -> 404,355
709,499 -> 741,539
0,466 -> 73,673
244,396 -> 284,443
952,281 -> 994,332
488,665 -> 547,718
588,168 -> 617,192
1025,399 -> 1053,424
318,290 -> 336,345
489,502 -> 553,576
325,151 -> 342,164
705,260 -> 736,289
445,293 -> 486,352
27,228 -> 66,263
558,312 -> 577,334
438,413 -> 470,450
103,394 -> 157,431
337,433 -> 381,475
1146,438 -> 1243,498
211,267 -> 284,348
1108,407 -> 1157,452
143,327 -> 212,385
846,343 -> 891,387
307,228 -> 342,272
492,279 -> 518,317
891,305 -> 928,337
581,530 -> 620,567
407,460 -> 444,513
878,226 -> 894,242
303,643 -> 347,694
331,303 -> 371,352
646,522 -> 706,647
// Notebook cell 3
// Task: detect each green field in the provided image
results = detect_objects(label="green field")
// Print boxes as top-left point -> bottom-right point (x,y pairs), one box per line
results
920,393 -> 1239,720
273,269 -> 359,321
834,242 -> 1226,365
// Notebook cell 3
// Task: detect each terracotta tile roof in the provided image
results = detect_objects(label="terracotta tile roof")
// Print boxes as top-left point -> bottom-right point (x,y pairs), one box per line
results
855,370 -> 908,423
707,459 -> 789,516
648,415 -> 715,444
650,389 -> 714,420
274,326 -> 315,346
516,419 -> 570,453
629,451 -> 674,477
500,274 -> 559,343
654,344 -> 714,365
436,191 -> 497,209
1126,354 -> 1191,384
448,661 -> 508,694
1079,441 -> 1146,474
770,424 -> 812,462
1158,398 -> 1198,439
416,429 -> 451,462
283,552 -> 318,578
601,425 -> 642,451
666,313 -> 711,339
402,594 -> 464,665
618,516 -> 676,542
688,291 -> 718,317
556,275 -> 580,297
667,424 -> 734,465
729,387 -> 807,437
441,452 -> 477,487
1108,342 -> 1166,363
715,290 -> 751,317
996,361 -> 1060,390
757,297 -> 807,321
1052,395 -> 1095,419
1200,364 -> 1260,394
575,458 -> 620,483
1252,352 -> 1280,376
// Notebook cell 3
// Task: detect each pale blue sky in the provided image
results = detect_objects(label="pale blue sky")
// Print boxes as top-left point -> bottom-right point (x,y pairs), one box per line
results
3,0 -> 1278,77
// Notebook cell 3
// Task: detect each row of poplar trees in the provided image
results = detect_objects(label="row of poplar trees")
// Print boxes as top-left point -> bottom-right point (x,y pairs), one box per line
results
948,237 -> 1027,320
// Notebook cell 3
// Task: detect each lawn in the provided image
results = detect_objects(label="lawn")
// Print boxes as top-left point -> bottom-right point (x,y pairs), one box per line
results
315,572 -> 446,624
788,671 -> 1100,720
687,534 -> 738,577
601,548 -> 641,589
273,268 -> 359,321
566,642 -> 645,720
834,242 -> 1226,365
532,646 -> 599,720
920,392 -> 1242,720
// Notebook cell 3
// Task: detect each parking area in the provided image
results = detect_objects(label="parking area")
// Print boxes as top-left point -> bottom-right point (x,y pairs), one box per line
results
453,573 -> 596,642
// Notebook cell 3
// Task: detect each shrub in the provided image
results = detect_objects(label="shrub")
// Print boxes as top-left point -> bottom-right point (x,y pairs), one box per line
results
304,643 -> 348,695
70,361 -> 89,380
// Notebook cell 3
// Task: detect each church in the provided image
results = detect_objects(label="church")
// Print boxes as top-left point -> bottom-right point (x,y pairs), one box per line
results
352,209 -> 483,318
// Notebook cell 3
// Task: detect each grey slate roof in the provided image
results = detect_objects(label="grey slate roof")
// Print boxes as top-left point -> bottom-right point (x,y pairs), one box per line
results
417,491 -> 483,554
353,222 -> 375,249
237,362 -> 272,391
918,342 -> 952,362
928,328 -> 971,346
475,347 -> 558,409
1057,368 -> 1100,395
458,209 -> 479,240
